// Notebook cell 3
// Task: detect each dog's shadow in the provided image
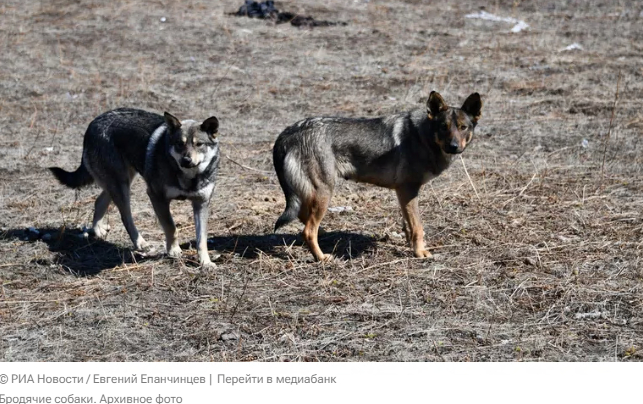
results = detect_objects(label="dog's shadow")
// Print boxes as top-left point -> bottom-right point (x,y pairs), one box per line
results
201,231 -> 379,261
0,227 -> 152,276
1,227 -> 379,275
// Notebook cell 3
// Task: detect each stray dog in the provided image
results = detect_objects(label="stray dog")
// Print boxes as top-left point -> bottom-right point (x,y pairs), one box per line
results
49,108 -> 221,268
273,91 -> 482,261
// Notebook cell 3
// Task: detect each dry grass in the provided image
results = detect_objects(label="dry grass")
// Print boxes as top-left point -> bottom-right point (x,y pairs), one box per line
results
1,0 -> 642,361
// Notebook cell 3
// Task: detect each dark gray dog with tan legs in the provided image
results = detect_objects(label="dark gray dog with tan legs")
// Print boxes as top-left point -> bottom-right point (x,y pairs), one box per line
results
49,108 -> 221,268
273,91 -> 482,261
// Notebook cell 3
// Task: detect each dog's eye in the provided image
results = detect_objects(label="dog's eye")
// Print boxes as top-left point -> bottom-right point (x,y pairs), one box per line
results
441,122 -> 448,129
195,142 -> 206,147
459,125 -> 468,131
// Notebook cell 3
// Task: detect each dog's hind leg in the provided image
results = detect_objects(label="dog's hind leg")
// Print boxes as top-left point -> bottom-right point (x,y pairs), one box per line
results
396,184 -> 432,259
92,191 -> 112,238
300,189 -> 332,262
400,217 -> 411,245
109,182 -> 149,252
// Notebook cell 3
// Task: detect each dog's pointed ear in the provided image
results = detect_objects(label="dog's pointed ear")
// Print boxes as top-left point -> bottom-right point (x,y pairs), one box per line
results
164,112 -> 181,130
427,91 -> 448,118
461,93 -> 482,123
200,116 -> 219,137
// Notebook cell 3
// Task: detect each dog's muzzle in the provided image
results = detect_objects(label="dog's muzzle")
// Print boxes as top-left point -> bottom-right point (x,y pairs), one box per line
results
444,141 -> 464,154
180,157 -> 198,168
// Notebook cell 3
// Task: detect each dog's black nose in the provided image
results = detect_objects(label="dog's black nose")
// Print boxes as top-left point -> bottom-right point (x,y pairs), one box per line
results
180,156 -> 194,167
445,141 -> 460,154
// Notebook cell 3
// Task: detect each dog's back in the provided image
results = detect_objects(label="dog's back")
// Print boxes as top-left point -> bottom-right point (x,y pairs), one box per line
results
84,108 -> 165,176
50,108 -> 165,189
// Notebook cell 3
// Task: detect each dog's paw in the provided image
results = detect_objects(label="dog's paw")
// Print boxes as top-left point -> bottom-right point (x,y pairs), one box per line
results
167,246 -> 182,259
200,260 -> 217,270
93,224 -> 110,239
135,238 -> 151,252
318,253 -> 334,263
414,249 -> 433,259
198,250 -> 220,269
133,245 -> 159,258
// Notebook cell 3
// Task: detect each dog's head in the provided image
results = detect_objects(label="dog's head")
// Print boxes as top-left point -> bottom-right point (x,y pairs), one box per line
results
164,112 -> 220,174
427,91 -> 482,155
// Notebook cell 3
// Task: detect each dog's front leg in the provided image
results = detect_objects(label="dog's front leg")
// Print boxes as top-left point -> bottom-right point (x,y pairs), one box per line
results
396,184 -> 432,259
192,200 -> 215,269
148,191 -> 181,258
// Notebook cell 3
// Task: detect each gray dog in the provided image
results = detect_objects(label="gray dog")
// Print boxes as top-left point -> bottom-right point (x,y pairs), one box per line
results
50,108 -> 220,268
273,91 -> 482,261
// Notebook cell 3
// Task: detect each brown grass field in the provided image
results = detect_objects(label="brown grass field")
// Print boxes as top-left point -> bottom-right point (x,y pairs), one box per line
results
1,0 -> 642,361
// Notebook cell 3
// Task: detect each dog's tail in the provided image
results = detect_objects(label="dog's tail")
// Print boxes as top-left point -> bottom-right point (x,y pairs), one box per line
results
274,189 -> 301,232
273,145 -> 302,232
49,160 -> 94,189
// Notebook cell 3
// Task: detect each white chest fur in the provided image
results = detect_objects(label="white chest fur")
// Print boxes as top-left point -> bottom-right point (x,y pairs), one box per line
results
164,182 -> 215,201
